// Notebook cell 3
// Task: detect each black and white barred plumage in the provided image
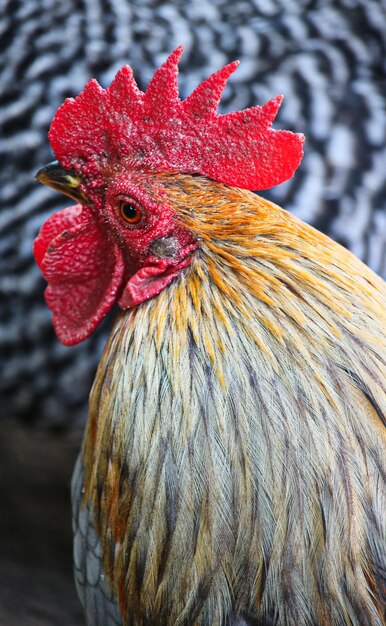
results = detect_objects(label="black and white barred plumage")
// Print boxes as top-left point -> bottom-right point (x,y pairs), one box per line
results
1,0 -> 385,428
1,3 -> 385,625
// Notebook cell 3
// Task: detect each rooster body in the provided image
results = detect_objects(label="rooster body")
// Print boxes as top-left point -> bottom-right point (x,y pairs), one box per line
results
34,51 -> 386,625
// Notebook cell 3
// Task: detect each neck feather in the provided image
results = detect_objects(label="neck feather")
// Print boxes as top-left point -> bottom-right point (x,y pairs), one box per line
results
81,192 -> 386,623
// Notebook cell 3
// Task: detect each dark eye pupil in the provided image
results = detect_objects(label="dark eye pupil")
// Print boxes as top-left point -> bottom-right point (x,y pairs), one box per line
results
122,204 -> 137,219
119,200 -> 142,224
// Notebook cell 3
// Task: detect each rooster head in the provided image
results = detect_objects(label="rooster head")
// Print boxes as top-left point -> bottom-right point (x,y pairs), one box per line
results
34,46 -> 304,345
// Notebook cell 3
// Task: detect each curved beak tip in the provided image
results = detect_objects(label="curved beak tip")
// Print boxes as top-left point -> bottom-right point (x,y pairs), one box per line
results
35,160 -> 89,203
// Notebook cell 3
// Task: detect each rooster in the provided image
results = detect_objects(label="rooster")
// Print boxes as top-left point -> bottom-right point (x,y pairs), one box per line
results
34,47 -> 385,626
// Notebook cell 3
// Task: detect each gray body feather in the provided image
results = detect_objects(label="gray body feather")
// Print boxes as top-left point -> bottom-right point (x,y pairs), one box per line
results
72,456 -> 122,626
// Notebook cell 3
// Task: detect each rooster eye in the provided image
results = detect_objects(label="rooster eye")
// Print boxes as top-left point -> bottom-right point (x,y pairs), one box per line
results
118,201 -> 142,224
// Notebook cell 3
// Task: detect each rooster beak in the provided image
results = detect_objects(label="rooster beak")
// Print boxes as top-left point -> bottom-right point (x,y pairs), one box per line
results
35,160 -> 90,203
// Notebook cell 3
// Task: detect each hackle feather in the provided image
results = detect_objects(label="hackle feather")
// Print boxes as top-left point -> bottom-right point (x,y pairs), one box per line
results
81,174 -> 386,626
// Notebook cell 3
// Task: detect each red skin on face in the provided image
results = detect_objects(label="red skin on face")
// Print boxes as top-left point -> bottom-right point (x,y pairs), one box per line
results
34,171 -> 197,345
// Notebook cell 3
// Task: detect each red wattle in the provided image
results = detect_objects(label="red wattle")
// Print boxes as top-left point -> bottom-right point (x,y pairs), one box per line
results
33,204 -> 85,267
34,205 -> 125,346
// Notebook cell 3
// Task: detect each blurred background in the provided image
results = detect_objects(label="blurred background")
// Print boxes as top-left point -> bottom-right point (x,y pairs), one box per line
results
0,0 -> 385,623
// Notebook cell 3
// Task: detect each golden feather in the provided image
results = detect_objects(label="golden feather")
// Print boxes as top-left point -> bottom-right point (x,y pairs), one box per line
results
82,174 -> 386,625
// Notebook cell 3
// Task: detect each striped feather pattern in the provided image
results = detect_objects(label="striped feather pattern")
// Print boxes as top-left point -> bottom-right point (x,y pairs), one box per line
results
1,0 -> 386,426
79,180 -> 386,625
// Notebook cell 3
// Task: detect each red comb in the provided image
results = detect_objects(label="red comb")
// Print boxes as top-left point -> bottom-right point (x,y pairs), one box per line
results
49,46 -> 304,191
